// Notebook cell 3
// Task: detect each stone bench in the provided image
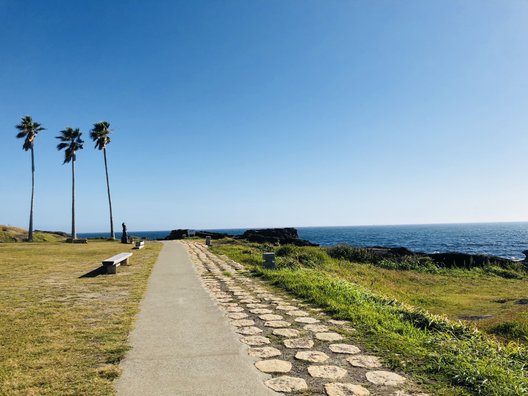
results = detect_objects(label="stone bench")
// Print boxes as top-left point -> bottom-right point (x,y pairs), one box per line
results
133,241 -> 145,250
102,252 -> 133,274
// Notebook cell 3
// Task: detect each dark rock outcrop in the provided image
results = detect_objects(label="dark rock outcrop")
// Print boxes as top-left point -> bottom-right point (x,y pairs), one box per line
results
195,231 -> 231,239
164,229 -> 188,240
238,228 -> 318,246
164,229 -> 231,240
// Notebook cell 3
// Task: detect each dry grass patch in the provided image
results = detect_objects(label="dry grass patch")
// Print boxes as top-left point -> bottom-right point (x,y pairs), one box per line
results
0,240 -> 162,395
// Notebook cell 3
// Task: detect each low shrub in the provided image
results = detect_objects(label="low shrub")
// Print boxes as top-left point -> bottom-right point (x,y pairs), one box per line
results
326,244 -> 378,263
377,255 -> 439,273
275,245 -> 329,268
489,321 -> 528,342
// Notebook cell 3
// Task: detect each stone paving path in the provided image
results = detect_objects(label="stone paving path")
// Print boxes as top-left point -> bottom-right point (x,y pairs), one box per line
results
184,241 -> 429,396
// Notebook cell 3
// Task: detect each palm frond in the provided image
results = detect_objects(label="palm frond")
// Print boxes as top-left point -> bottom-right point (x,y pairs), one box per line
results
15,115 -> 44,151
90,121 -> 111,150
56,128 -> 84,164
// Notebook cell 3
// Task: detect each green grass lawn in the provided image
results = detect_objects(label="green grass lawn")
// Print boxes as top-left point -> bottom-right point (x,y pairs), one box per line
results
211,239 -> 528,396
0,240 -> 161,395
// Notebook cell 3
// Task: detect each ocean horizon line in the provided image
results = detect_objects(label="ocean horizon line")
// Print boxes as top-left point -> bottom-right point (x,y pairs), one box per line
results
77,220 -> 528,235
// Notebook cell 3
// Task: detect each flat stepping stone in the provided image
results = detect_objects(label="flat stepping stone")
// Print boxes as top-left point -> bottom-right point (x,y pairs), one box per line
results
236,326 -> 263,335
295,350 -> 329,363
365,371 -> 406,386
248,346 -> 282,358
308,365 -> 348,379
304,324 -> 330,332
315,332 -> 344,341
329,344 -> 361,354
216,298 -> 233,303
259,314 -> 283,321
246,303 -> 268,309
295,317 -> 320,324
276,305 -> 297,311
239,335 -> 271,346
255,359 -> 292,373
284,338 -> 314,349
240,299 -> 259,304
273,328 -> 300,338
231,319 -> 255,327
264,376 -> 308,393
324,383 -> 370,396
347,355 -> 382,368
329,319 -> 349,325
250,308 -> 273,314
228,312 -> 248,319
286,310 -> 309,316
264,320 -> 291,328
226,306 -> 244,312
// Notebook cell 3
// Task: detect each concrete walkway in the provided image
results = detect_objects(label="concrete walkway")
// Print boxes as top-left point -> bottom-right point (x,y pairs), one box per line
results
116,241 -> 276,396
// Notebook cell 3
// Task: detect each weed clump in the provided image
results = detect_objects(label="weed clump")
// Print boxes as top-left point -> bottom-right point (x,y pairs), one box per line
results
326,244 -> 379,263
489,321 -> 528,341
275,245 -> 329,269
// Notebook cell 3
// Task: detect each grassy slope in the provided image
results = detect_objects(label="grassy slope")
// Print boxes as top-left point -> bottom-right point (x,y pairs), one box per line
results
0,225 -> 66,243
326,262 -> 528,341
0,240 -> 162,395
211,240 -> 528,396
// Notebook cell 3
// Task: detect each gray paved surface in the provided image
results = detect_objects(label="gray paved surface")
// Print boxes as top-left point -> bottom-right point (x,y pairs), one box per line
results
116,241 -> 277,396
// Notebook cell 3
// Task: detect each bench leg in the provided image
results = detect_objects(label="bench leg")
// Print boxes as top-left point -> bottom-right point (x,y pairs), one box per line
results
123,258 -> 129,265
106,265 -> 117,274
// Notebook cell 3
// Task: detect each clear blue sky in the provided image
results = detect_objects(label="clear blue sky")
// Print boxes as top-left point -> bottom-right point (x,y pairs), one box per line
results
1,0 -> 528,232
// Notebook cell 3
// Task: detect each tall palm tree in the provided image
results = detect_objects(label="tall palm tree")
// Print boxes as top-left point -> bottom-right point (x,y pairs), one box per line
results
56,128 -> 84,240
15,116 -> 45,242
90,121 -> 115,240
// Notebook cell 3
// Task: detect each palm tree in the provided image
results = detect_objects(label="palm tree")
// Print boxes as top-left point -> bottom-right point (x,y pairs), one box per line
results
90,121 -> 115,240
56,128 -> 84,240
15,116 -> 45,242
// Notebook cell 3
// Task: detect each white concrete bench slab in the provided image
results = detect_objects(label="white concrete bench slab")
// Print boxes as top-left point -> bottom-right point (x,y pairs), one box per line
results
133,241 -> 145,249
102,252 -> 133,274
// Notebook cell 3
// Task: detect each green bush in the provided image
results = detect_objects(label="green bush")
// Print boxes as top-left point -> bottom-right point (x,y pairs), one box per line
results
378,255 -> 439,273
275,245 -> 329,268
326,244 -> 378,263
489,321 -> 528,342
484,266 -> 523,279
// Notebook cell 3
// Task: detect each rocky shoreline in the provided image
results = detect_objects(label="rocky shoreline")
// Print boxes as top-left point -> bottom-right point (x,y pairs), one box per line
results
163,227 -> 317,246
163,227 -> 524,268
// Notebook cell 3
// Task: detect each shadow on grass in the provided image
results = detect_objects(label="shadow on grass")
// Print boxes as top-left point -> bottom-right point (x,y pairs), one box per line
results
79,266 -> 106,278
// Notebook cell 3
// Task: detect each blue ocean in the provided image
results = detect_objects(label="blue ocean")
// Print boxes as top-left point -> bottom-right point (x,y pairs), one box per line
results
79,222 -> 528,260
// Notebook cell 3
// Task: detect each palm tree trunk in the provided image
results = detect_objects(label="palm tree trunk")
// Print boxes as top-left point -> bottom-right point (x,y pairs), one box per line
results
103,148 -> 115,240
28,146 -> 35,242
71,158 -> 76,240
